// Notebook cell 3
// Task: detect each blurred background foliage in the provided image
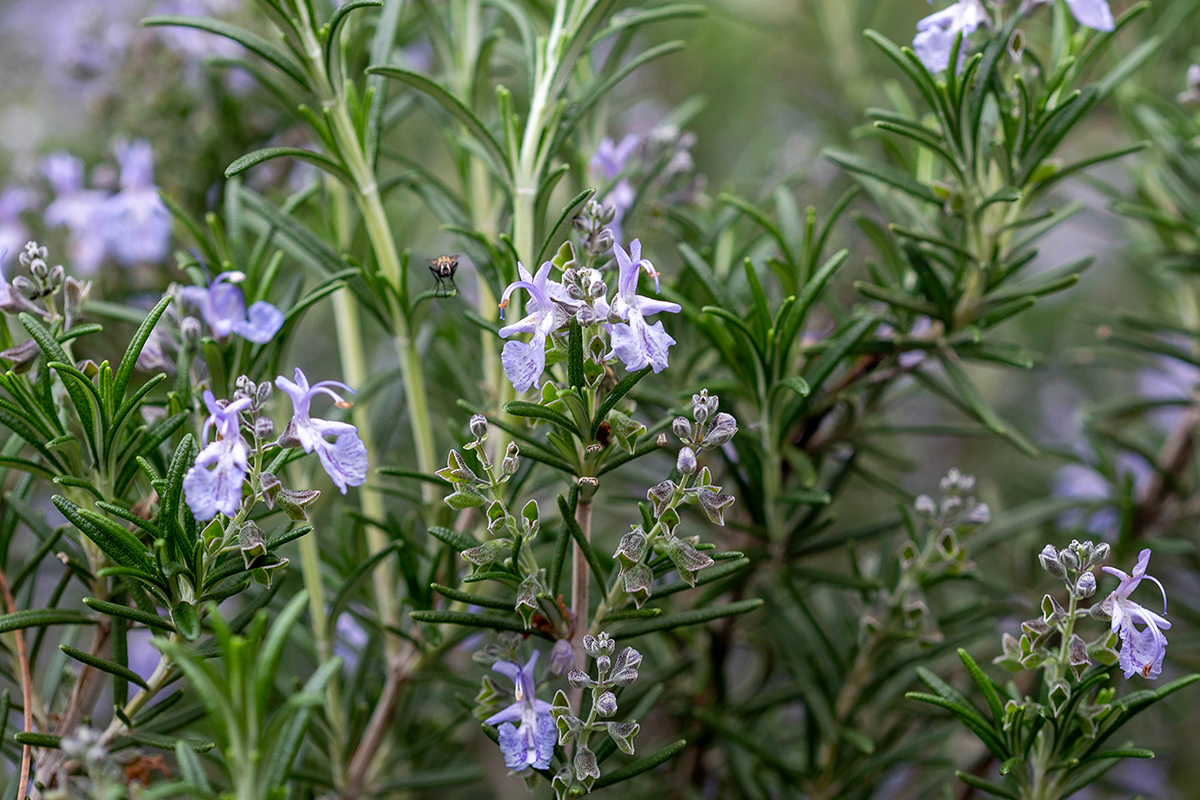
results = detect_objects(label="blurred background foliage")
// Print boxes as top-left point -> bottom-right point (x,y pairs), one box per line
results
3,0 -> 1200,797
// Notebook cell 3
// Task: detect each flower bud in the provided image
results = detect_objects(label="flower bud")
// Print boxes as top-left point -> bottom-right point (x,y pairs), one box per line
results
501,442 -> 520,475
29,258 -> 48,280
46,265 -> 64,291
672,416 -> 692,441
1059,546 -> 1080,571
594,229 -> 615,254
1075,570 -> 1096,598
12,276 -> 38,298
568,283 -> 585,300
254,417 -> 274,440
548,638 -> 575,676
256,381 -> 273,405
596,691 -> 618,718
469,414 -> 488,439
235,375 -> 256,400
596,655 -> 611,674
180,316 -> 203,347
676,446 -> 697,475
700,412 -> 737,447
1038,544 -> 1064,577
1093,542 -> 1110,563
589,277 -> 607,298
577,305 -> 596,326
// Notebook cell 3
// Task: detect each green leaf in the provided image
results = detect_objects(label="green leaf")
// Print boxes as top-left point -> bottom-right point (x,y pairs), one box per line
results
142,16 -> 310,87
958,648 -> 1005,724
114,294 -> 172,407
538,188 -> 596,264
824,149 -> 940,205
367,67 -> 511,183
592,366 -> 653,438
428,525 -> 478,552
608,599 -> 762,637
430,583 -> 514,611
60,644 -> 149,689
0,608 -> 91,634
593,739 -> 687,788
409,609 -> 534,635
502,400 -> 582,438
568,317 -> 585,392
954,771 -> 1019,800
83,599 -> 173,632
225,147 -> 353,186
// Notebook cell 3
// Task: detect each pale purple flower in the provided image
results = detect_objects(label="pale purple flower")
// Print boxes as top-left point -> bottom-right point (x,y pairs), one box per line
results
485,651 -> 556,772
41,152 -> 110,274
183,391 -> 252,521
275,368 -> 367,493
1102,549 -> 1170,680
1064,0 -> 1115,31
498,262 -> 563,393
1137,350 -> 1198,432
607,178 -> 636,244
913,0 -> 985,73
1052,455 -> 1151,536
101,139 -> 173,267
179,272 -> 284,343
1180,64 -> 1200,104
590,135 -> 639,181
0,189 -> 35,260
607,240 -> 681,373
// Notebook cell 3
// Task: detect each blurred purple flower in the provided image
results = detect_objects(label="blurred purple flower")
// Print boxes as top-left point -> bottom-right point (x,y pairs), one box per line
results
179,272 -> 284,343
1063,0 -> 1115,31
1102,549 -> 1170,679
41,152 -> 110,274
0,188 -> 36,260
184,390 -> 251,520
1179,64 -> 1200,104
498,262 -> 562,393
101,139 -> 172,266
1052,454 -> 1151,536
607,240 -> 681,373
913,0 -> 984,73
590,135 -> 639,181
485,651 -> 556,772
1137,351 -> 1198,432
275,368 -> 368,493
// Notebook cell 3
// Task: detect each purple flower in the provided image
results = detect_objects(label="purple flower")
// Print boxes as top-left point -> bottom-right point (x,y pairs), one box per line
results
590,135 -> 640,181
275,368 -> 367,493
607,179 -> 636,245
0,188 -> 35,261
1102,549 -> 1170,680
179,272 -> 284,343
485,651 -> 556,772
100,140 -> 173,267
183,391 -> 252,520
498,262 -> 565,393
607,240 -> 681,373
41,152 -> 110,275
1180,64 -> 1200,104
1064,0 -> 1115,31
913,1 -> 985,73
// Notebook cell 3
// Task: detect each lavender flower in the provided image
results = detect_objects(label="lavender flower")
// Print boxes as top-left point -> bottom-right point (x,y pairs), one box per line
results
0,188 -> 35,260
1102,549 -> 1170,679
1063,0 -> 1115,31
179,272 -> 284,343
498,261 -> 566,393
183,391 -> 252,521
607,240 -> 681,373
913,0 -> 985,73
41,152 -> 110,274
1179,64 -> 1200,104
275,368 -> 368,493
485,651 -> 556,772
101,140 -> 173,267
590,135 -> 639,181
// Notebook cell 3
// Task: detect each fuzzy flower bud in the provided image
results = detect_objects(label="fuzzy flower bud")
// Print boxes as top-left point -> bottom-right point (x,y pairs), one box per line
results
672,416 -> 692,441
1039,544 -> 1064,577
1075,570 -> 1096,598
469,414 -> 489,439
676,446 -> 697,475
701,412 -> 738,448
502,442 -> 520,475
595,691 -> 618,718
180,316 -> 203,348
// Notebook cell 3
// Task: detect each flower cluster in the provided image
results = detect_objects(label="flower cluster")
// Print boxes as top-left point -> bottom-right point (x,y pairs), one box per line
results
997,541 -> 1170,683
615,390 -> 737,607
41,141 -> 172,273
0,242 -> 91,371
183,369 -> 367,521
179,271 -> 284,344
498,239 -> 680,393
587,125 -> 698,242
550,633 -> 643,795
914,0 -> 1115,74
